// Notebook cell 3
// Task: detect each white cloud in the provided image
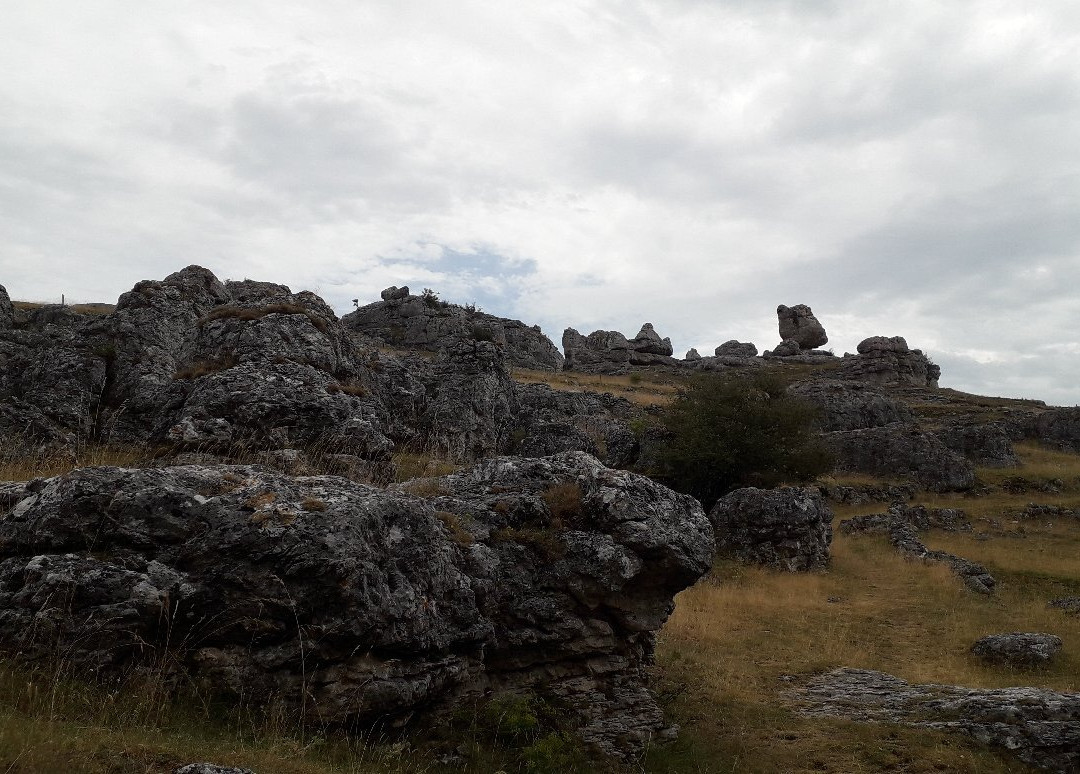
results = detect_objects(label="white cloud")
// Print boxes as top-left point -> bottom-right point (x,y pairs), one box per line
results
1,0 -> 1078,402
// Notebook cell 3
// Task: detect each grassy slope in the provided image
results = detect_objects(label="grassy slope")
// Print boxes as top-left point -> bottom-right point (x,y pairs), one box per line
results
1,369 -> 1077,772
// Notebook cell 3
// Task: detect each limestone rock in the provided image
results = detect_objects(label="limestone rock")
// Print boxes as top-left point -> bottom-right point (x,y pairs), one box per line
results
630,323 -> 673,356
788,379 -> 914,432
934,421 -> 1019,467
714,340 -> 757,359
380,285 -> 410,301
709,487 -> 832,571
795,668 -> 1080,773
0,453 -> 712,760
765,339 -> 801,358
835,336 -> 940,388
343,292 -> 563,371
1049,598 -> 1080,616
515,384 -> 640,469
0,284 -> 12,329
1035,407 -> 1080,452
776,304 -> 827,350
824,425 -> 975,492
971,633 -> 1063,668
684,348 -> 701,361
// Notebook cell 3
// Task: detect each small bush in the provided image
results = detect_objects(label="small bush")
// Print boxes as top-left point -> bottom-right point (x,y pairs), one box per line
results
421,288 -> 445,309
654,372 -> 833,510
470,324 -> 495,342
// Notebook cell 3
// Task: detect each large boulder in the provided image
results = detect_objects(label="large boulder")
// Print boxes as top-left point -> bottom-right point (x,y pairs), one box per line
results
0,452 -> 713,759
824,425 -> 975,492
709,487 -> 832,571
835,336 -> 940,388
788,379 -> 914,431
1034,407 -> 1080,452
971,633 -> 1063,669
0,284 -> 12,329
630,323 -> 673,356
714,340 -> 758,359
776,304 -> 827,350
934,421 -> 1020,467
343,292 -> 564,372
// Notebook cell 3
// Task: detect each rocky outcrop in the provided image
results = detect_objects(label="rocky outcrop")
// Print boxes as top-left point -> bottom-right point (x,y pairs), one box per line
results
971,633 -> 1063,669
824,425 -> 975,492
515,384 -> 640,469
840,504 -> 995,594
776,304 -> 827,350
0,452 -> 713,759
562,325 -> 680,372
0,284 -> 12,329
342,292 -> 564,372
934,420 -> 1019,467
1035,407 -> 1080,452
709,487 -> 832,571
794,668 -> 1080,773
714,340 -> 757,359
788,380 -> 914,431
684,348 -> 701,361
835,336 -> 940,388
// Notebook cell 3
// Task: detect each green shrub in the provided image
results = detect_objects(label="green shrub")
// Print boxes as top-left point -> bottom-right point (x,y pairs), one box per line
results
654,372 -> 832,510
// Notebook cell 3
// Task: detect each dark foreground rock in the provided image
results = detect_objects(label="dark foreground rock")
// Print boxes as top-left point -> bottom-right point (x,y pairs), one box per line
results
787,379 -> 914,431
0,452 -> 712,760
794,668 -> 1080,773
971,633 -> 1063,669
709,487 -> 832,571
840,505 -> 996,594
824,425 -> 975,492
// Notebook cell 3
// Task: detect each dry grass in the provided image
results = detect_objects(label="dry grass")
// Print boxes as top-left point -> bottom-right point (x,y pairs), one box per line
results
198,304 -> 330,333
11,300 -> 115,316
510,368 -> 685,406
0,444 -> 155,482
391,452 -> 459,483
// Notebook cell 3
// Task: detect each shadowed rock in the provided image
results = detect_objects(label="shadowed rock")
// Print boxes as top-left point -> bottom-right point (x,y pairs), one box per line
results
788,379 -> 914,432
971,633 -> 1063,668
709,487 -> 832,571
824,425 -> 975,492
776,304 -> 827,349
0,452 -> 712,760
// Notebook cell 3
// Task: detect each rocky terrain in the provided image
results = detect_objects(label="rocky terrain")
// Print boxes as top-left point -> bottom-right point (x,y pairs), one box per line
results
1,267 -> 1079,773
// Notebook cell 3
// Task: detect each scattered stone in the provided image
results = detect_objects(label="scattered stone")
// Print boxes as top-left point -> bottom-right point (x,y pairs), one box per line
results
835,336 -> 940,388
776,304 -> 827,349
794,668 -> 1080,773
1017,504 -> 1077,520
0,452 -> 712,760
174,765 -> 255,774
1000,476 -> 1064,494
788,379 -> 914,431
819,482 -> 917,506
1049,598 -> 1080,615
714,340 -> 758,359
709,487 -> 832,571
971,633 -> 1063,668
684,348 -> 701,361
824,425 -> 974,492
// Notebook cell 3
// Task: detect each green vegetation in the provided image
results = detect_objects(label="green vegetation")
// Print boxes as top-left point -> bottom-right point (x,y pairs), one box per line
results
654,372 -> 833,509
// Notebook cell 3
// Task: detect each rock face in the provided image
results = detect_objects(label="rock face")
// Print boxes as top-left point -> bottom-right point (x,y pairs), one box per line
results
776,304 -> 827,350
0,453 -> 712,759
835,336 -> 940,388
1035,407 -> 1080,452
0,284 -> 12,329
684,348 -> 701,361
714,340 -> 757,359
788,380 -> 914,432
515,384 -> 640,469
709,487 -> 832,571
840,504 -> 996,594
971,633 -> 1063,668
342,292 -> 564,372
766,339 -> 801,357
795,668 -> 1080,773
934,420 -> 1019,467
824,425 -> 975,492
562,325 -> 680,372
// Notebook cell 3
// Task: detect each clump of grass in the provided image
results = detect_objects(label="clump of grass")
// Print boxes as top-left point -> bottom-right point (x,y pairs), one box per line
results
174,354 -> 238,380
0,443 -> 157,482
491,526 -> 565,559
397,477 -> 450,498
541,481 -> 584,529
435,510 -> 474,546
301,496 -> 327,512
509,368 -> 685,406
327,382 -> 368,397
197,304 -> 330,333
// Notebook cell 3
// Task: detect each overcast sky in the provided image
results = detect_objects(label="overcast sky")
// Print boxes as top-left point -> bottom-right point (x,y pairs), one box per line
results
2,1 -> 1078,404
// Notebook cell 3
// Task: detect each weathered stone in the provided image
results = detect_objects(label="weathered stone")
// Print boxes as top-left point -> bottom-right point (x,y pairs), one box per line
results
0,284 -> 12,329
714,340 -> 757,358
794,668 -> 1080,773
684,348 -> 701,361
709,487 -> 832,571
765,339 -> 801,358
835,336 -> 940,388
0,453 -> 712,760
788,379 -> 913,431
776,304 -> 827,349
934,420 -> 1020,467
819,481 -> 917,506
971,633 -> 1063,668
630,323 -> 673,356
824,425 -> 975,492
1049,597 -> 1080,616
1034,407 -> 1080,452
380,285 -> 410,301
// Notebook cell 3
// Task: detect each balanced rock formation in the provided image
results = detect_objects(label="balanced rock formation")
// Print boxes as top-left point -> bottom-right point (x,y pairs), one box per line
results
343,289 -> 563,371
630,323 -> 673,356
836,336 -> 940,388
795,668 -> 1080,773
777,304 -> 827,349
971,633 -> 1063,669
709,487 -> 832,571
0,452 -> 713,759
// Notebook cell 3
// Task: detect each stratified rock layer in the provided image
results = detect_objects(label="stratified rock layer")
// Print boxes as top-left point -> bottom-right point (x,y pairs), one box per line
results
0,452 -> 712,759
795,668 -> 1080,773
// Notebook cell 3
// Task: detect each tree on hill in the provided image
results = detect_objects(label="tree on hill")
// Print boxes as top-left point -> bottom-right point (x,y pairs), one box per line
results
654,372 -> 833,510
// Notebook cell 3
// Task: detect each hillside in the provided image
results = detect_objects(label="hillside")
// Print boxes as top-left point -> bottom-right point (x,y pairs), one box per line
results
0,268 -> 1077,773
